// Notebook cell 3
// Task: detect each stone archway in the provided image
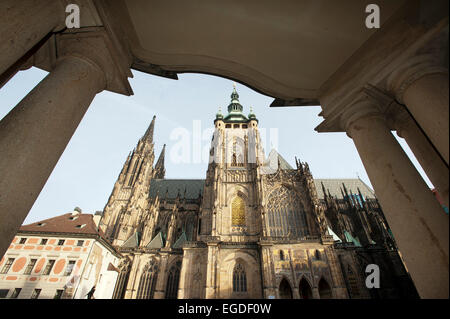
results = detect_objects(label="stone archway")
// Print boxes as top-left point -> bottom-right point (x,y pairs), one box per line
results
299,277 -> 313,299
279,278 -> 293,299
318,278 -> 332,299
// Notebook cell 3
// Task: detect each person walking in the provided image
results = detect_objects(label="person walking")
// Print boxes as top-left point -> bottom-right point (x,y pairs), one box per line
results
86,286 -> 96,299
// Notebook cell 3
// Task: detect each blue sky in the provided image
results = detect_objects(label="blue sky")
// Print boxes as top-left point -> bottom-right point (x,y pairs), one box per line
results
0,67 -> 433,224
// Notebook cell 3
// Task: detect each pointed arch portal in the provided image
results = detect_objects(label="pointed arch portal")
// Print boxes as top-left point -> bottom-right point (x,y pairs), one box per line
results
299,278 -> 313,299
279,278 -> 293,299
318,278 -> 332,299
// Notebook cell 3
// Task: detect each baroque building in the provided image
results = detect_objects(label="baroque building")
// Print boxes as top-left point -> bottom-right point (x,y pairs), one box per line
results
98,87 -> 418,299
0,209 -> 121,299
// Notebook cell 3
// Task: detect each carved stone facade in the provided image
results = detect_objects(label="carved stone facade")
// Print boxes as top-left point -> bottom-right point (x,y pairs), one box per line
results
100,88 -> 418,299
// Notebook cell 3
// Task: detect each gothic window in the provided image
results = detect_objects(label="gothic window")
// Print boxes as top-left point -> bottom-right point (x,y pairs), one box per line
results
346,265 -> 361,298
112,263 -> 130,299
230,138 -> 245,167
231,196 -> 245,226
279,250 -> 284,261
267,186 -> 308,238
232,263 -> 247,293
315,249 -> 321,260
165,262 -> 181,299
137,260 -> 158,299
231,153 -> 237,166
198,218 -> 202,235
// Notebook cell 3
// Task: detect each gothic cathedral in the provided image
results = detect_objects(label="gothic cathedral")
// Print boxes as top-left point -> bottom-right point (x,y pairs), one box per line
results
98,87 -> 418,299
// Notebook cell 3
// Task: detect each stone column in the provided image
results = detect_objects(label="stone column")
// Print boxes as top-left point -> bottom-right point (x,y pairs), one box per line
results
125,255 -> 140,299
0,0 -> 63,75
393,104 -> 449,208
389,56 -> 449,165
153,252 -> 169,299
312,287 -> 320,299
0,55 -> 106,259
205,243 -> 219,298
177,249 -> 190,299
260,243 -> 277,298
325,248 -> 348,299
342,97 -> 449,298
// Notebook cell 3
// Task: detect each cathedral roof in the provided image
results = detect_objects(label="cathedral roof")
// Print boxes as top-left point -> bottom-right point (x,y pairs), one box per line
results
149,177 -> 374,201
149,179 -> 204,200
314,178 -> 375,199
265,149 -> 294,170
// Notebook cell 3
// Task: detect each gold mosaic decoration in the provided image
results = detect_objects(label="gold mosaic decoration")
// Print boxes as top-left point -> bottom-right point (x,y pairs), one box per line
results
232,196 -> 245,226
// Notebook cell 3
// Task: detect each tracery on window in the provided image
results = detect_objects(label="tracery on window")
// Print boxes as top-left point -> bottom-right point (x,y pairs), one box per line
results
136,259 -> 158,299
165,261 -> 181,299
266,186 -> 308,238
232,263 -> 247,292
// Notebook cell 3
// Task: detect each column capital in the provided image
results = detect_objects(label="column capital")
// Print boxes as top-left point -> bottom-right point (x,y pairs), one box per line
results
56,27 -> 133,96
340,85 -> 394,136
386,103 -> 415,138
387,54 -> 448,104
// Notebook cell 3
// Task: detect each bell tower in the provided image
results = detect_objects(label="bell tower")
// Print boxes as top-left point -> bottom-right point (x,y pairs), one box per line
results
200,84 -> 265,298
200,84 -> 265,241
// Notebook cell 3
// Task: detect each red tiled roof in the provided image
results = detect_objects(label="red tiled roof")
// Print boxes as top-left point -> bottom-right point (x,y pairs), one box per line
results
20,213 -> 105,238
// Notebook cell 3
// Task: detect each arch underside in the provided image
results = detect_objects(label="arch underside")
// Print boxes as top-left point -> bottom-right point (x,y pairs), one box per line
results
106,0 -> 407,100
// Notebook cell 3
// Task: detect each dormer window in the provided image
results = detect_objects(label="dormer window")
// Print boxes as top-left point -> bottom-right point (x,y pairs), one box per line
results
69,216 -> 79,221
75,224 -> 86,229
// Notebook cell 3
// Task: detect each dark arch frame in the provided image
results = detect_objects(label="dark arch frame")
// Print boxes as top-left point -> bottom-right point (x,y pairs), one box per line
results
318,277 -> 332,299
298,277 -> 313,299
165,261 -> 181,299
278,277 -> 293,299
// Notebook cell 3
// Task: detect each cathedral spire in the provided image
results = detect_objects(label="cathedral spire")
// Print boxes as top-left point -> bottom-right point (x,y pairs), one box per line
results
154,144 -> 166,179
228,84 -> 243,113
143,115 -> 156,143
